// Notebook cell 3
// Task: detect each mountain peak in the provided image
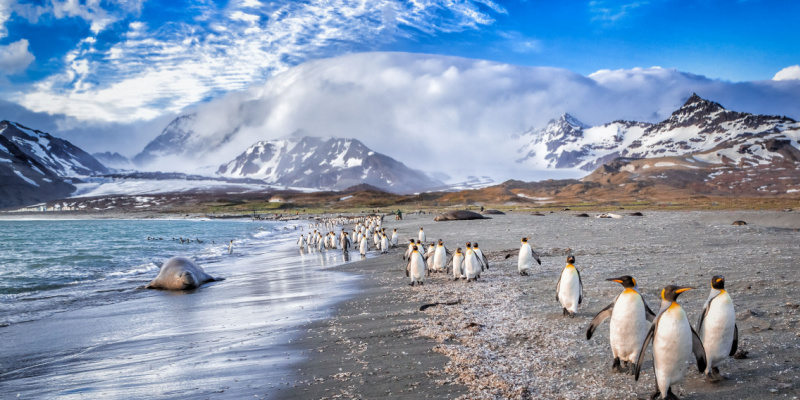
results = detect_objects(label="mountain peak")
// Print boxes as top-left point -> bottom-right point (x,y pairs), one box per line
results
556,113 -> 590,129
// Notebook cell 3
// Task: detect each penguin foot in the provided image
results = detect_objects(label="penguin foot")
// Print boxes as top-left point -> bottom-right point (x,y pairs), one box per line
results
628,363 -> 636,375
409,282 -> 415,287
611,357 -> 622,373
519,271 -> 528,276
453,277 -> 459,281
569,311 -> 576,319
562,308 -> 567,316
705,367 -> 725,382
664,388 -> 679,400
649,391 -> 661,400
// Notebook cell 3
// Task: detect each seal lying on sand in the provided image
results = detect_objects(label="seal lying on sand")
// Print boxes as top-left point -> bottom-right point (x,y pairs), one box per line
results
145,257 -> 221,290
433,210 -> 489,221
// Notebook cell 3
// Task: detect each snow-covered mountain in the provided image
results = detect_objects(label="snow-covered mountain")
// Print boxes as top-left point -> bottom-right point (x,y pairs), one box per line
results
1,121 -> 109,177
517,94 -> 800,171
92,152 -> 133,170
0,120 -> 111,209
217,137 -> 443,193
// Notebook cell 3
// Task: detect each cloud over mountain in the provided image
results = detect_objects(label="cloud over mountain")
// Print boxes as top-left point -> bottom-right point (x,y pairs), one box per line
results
141,52 -> 800,182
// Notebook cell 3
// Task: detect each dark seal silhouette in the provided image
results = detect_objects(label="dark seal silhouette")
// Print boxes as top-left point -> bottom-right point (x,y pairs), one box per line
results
433,210 -> 489,221
731,220 -> 747,226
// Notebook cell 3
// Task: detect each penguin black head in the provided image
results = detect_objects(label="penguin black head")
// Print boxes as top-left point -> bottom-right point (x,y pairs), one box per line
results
412,245 -> 419,251
521,237 -> 528,243
473,242 -> 479,248
455,247 -> 462,253
566,255 -> 575,264
465,241 -> 471,247
420,227 -> 424,230
711,275 -> 725,290
660,285 -> 693,302
606,275 -> 636,288
438,239 -> 443,244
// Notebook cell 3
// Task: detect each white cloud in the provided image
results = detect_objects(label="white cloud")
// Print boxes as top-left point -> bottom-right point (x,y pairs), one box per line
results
0,39 -> 34,75
589,0 -> 649,23
11,0 -> 145,34
135,52 -> 800,181
14,0 -> 504,123
773,65 -> 800,81
0,0 -> 11,39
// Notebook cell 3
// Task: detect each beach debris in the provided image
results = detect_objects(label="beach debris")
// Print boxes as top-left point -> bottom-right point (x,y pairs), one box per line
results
420,300 -> 462,311
733,350 -> 749,359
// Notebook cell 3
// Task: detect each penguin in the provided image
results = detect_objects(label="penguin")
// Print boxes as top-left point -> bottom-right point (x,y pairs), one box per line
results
586,275 -> 656,374
228,239 -> 234,254
418,227 -> 426,243
403,239 -> 416,260
424,242 -> 436,271
635,286 -> 707,400
463,243 -> 480,282
556,255 -> 583,318
340,231 -> 351,253
391,229 -> 399,247
380,233 -> 390,254
448,247 -> 465,280
359,235 -> 369,257
696,275 -> 738,381
432,239 -> 450,273
517,238 -> 541,276
472,242 -> 489,271
297,234 -> 307,249
405,245 -> 427,286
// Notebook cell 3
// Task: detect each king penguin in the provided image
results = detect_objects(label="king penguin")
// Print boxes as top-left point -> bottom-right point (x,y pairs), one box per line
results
464,243 -> 480,282
391,229 -> 399,247
448,247 -> 465,280
432,239 -> 450,273
587,275 -> 656,374
635,285 -> 707,400
405,245 -> 427,286
556,255 -> 583,318
697,275 -> 738,381
517,238 -> 541,276
418,227 -> 426,243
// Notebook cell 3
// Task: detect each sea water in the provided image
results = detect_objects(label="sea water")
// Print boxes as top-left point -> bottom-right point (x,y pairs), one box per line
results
0,218 -> 365,398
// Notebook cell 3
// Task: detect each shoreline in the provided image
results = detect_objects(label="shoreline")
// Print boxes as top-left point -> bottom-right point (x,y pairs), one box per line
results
279,210 -> 800,399
2,210 -> 799,399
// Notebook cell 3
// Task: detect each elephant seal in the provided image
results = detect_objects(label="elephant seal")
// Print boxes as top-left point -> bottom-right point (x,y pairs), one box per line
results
481,209 -> 506,215
433,210 -> 489,221
732,220 -> 747,226
145,257 -> 220,290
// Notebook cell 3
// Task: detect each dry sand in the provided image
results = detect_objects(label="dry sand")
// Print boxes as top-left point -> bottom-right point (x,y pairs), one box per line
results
282,210 -> 800,399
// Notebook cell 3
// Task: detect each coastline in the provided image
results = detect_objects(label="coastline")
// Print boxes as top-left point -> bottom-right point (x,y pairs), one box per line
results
281,210 -> 800,399
2,210 -> 799,399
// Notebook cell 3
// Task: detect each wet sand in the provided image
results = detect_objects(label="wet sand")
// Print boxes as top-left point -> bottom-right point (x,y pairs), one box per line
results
284,210 -> 800,399
3,210 -> 800,399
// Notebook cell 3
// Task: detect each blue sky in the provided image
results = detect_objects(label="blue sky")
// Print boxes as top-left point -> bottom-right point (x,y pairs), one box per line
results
0,0 -> 798,154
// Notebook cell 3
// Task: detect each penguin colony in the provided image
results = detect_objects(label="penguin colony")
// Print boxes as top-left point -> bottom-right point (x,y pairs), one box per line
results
394,225 -> 735,400
302,214 -> 738,400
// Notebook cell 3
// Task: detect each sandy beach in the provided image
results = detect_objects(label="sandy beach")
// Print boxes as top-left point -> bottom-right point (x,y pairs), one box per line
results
282,210 -> 800,399
2,210 -> 799,399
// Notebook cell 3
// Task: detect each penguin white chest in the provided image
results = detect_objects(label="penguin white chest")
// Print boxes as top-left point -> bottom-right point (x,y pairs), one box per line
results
433,247 -> 447,270
701,293 -> 735,366
452,254 -> 464,278
465,251 -> 480,279
653,306 -> 693,393
518,244 -> 533,271
609,291 -> 649,362
409,253 -> 426,282
557,268 -> 581,312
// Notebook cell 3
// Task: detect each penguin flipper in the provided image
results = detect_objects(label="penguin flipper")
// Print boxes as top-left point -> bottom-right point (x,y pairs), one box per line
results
586,302 -> 614,340
555,272 -> 562,302
730,323 -> 739,356
690,326 -> 708,373
642,295 -> 657,322
576,267 -> 583,304
635,321 -> 658,381
532,250 -> 541,265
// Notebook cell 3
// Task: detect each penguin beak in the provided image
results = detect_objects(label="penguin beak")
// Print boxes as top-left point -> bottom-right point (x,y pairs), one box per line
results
675,287 -> 694,294
605,278 -> 624,283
